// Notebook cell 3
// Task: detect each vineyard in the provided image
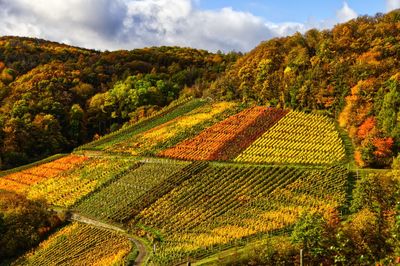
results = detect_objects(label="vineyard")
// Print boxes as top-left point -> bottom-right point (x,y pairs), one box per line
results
235,111 -> 346,165
106,102 -> 236,156
0,155 -> 88,194
13,222 -> 132,266
106,101 -> 238,155
75,161 -> 190,223
158,107 -> 288,161
76,97 -> 204,151
27,157 -> 140,207
1,102 -> 354,265
132,164 -> 348,265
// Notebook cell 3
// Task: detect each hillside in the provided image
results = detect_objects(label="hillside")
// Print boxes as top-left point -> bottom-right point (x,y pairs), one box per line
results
210,10 -> 400,168
0,36 -> 239,169
1,8 -> 400,266
1,99 -> 398,265
2,11 -> 400,170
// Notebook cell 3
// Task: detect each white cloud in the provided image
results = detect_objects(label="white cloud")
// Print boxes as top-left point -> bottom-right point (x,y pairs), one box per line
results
336,2 -> 357,23
0,0 -> 308,52
0,0 -> 359,52
387,0 -> 400,11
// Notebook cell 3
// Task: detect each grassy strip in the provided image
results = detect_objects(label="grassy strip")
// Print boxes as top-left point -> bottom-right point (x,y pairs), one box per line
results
334,121 -> 356,168
75,97 -> 200,151
192,234 -> 290,266
0,153 -> 67,177
125,244 -> 139,266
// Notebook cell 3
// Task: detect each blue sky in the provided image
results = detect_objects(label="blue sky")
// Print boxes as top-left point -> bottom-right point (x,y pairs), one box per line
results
198,1 -> 385,23
0,0 -> 399,52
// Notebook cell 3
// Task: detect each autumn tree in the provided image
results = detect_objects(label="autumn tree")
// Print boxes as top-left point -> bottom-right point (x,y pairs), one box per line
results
0,191 -> 62,260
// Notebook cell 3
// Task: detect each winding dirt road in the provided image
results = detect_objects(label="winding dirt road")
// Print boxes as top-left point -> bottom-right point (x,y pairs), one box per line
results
69,213 -> 148,265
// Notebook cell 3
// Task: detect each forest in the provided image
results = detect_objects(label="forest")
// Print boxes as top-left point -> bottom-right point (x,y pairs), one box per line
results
210,10 -> 400,168
1,10 -> 400,169
0,37 -> 239,169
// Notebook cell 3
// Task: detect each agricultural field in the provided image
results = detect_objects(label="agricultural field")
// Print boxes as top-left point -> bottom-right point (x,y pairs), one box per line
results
77,97 -> 204,151
158,107 -> 288,161
235,110 -> 346,165
75,161 -> 190,223
132,164 -> 348,265
2,104 -> 353,265
13,222 -> 132,266
0,155 -> 88,194
27,157 -> 140,207
106,101 -> 238,155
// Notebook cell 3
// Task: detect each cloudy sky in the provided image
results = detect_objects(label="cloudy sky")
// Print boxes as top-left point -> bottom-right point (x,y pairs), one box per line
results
0,0 -> 399,52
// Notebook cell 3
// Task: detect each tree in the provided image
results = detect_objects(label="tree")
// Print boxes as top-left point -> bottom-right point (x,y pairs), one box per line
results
351,173 -> 396,213
336,208 -> 382,265
378,77 -> 400,139
291,212 -> 328,260
68,104 -> 86,145
0,191 -> 62,260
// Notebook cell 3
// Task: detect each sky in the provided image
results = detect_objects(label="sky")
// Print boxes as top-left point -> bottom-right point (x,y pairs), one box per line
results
0,0 -> 399,52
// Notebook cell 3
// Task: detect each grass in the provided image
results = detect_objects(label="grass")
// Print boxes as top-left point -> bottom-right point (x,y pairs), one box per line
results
334,121 -> 356,168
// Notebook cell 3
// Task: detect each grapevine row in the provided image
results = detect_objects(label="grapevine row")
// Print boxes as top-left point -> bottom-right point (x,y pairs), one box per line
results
107,101 -> 237,155
235,110 -> 346,165
14,223 -> 132,266
158,107 -> 288,161
132,164 -> 348,265
75,96 -> 196,151
27,157 -> 139,207
75,161 -> 190,223
0,155 -> 88,195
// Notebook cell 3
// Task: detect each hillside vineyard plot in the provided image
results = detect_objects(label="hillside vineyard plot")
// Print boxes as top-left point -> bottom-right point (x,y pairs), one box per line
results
27,157 -> 140,207
158,107 -> 288,161
0,155 -> 88,194
132,164 -> 348,265
75,161 -> 190,223
13,222 -> 132,266
107,101 -> 237,155
235,110 -> 346,164
77,97 -> 203,151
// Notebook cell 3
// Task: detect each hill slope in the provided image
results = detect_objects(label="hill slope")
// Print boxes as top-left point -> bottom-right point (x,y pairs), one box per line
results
210,10 -> 400,168
0,36 -> 239,169
1,100 -> 398,265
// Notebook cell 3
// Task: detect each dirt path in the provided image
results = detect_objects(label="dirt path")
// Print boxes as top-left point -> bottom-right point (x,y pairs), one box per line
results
127,237 -> 148,265
69,213 -> 148,265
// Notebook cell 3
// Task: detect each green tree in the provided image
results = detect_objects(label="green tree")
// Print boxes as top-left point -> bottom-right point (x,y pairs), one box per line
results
291,212 -> 327,259
378,78 -> 400,139
351,173 -> 396,213
68,104 -> 86,145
